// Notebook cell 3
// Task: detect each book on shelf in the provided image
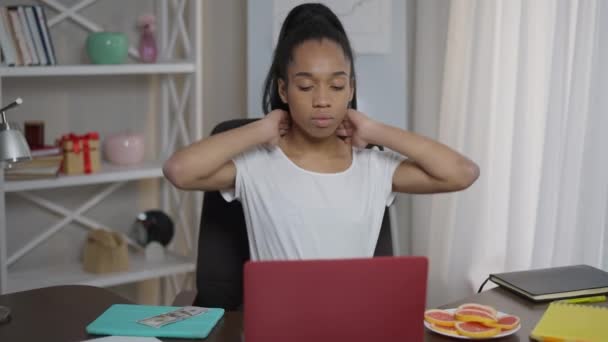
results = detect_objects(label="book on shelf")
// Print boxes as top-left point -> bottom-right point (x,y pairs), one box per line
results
16,6 -> 38,65
5,154 -> 62,180
33,5 -> 55,65
6,6 -> 30,66
8,154 -> 62,169
0,5 -> 56,66
5,167 -> 59,180
30,145 -> 62,158
0,7 -> 17,66
24,6 -> 47,65
489,264 -> 608,302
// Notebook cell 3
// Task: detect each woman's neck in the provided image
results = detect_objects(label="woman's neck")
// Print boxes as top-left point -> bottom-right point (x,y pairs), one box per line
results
280,127 -> 345,157
278,126 -> 352,174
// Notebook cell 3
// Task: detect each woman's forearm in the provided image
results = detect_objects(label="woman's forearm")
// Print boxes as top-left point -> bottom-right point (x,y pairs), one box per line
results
365,120 -> 479,188
163,119 -> 272,188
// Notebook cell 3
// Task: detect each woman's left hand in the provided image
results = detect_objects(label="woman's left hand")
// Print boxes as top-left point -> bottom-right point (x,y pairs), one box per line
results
336,109 -> 374,148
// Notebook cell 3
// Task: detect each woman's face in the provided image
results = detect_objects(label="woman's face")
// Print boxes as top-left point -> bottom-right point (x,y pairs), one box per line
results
279,39 -> 354,139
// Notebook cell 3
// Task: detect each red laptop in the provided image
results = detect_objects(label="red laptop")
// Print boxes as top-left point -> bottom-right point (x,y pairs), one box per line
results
244,256 -> 428,342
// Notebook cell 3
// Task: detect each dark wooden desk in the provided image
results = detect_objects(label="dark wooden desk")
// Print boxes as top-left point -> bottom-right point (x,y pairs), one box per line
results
0,285 -> 242,342
0,285 -> 133,342
1,285 -> 606,341
202,287 -> 580,342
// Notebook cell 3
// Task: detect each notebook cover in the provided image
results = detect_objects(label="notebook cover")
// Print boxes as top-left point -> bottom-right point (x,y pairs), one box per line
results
531,302 -> 608,341
489,265 -> 608,301
86,304 -> 224,339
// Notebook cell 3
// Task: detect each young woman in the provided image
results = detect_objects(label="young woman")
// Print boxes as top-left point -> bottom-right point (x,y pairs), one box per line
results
163,3 -> 479,260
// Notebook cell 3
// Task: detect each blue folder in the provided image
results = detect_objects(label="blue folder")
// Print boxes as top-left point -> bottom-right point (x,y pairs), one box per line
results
86,304 -> 225,339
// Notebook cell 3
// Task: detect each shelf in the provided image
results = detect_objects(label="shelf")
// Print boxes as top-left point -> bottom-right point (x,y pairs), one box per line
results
7,251 -> 196,293
4,161 -> 164,192
0,1 -> 203,297
0,62 -> 196,77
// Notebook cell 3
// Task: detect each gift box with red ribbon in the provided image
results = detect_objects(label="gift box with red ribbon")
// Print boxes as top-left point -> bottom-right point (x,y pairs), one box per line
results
60,132 -> 101,174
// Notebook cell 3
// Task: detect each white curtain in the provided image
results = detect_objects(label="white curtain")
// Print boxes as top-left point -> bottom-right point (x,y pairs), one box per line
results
412,0 -> 608,307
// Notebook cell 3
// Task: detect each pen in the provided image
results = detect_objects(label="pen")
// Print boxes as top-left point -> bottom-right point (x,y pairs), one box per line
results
558,295 -> 606,304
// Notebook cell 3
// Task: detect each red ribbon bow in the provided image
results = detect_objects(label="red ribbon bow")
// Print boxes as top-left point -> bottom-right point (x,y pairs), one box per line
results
60,132 -> 99,174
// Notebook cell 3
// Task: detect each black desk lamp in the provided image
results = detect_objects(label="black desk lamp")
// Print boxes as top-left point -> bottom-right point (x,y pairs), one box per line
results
0,97 -> 30,324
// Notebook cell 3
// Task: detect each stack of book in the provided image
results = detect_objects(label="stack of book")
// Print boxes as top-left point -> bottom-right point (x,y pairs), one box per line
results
0,5 -> 56,67
5,146 -> 62,180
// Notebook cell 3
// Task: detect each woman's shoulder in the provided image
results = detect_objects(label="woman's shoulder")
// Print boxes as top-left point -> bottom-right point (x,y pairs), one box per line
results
235,145 -> 281,165
353,146 -> 404,164
352,145 -> 384,157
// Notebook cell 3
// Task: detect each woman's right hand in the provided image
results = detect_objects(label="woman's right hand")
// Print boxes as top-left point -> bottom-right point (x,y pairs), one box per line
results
262,109 -> 290,146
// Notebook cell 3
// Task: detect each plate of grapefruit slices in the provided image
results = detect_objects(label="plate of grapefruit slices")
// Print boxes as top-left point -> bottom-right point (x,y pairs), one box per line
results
424,303 -> 521,339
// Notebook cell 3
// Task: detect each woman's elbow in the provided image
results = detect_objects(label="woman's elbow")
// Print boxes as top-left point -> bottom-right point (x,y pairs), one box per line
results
453,159 -> 480,190
163,157 -> 190,189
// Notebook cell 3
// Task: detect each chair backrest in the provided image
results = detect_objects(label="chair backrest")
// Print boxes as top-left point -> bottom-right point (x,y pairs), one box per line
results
194,119 -> 394,310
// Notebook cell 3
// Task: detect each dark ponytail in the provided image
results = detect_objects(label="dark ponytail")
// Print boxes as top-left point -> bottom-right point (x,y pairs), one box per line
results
262,3 -> 357,114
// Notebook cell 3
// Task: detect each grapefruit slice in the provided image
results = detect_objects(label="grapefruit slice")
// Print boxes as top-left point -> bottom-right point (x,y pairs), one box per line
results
486,314 -> 520,330
457,303 -> 498,318
424,309 -> 456,327
455,321 -> 501,338
454,308 -> 497,325
431,323 -> 460,336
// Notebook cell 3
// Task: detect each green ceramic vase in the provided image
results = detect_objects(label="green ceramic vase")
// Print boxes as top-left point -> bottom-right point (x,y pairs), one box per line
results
86,32 -> 128,64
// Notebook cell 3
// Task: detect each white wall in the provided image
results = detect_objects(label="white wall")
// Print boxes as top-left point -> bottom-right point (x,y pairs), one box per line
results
202,0 -> 247,136
246,0 -> 408,128
246,0 -> 413,253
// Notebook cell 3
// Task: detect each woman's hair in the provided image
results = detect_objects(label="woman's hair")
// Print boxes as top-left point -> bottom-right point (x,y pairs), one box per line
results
262,3 -> 357,113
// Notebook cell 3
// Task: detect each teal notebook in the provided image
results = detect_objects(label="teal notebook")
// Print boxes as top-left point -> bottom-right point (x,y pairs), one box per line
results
86,304 -> 225,339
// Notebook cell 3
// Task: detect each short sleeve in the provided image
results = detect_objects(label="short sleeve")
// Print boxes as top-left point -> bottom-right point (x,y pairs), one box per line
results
220,151 -> 250,202
371,148 -> 405,206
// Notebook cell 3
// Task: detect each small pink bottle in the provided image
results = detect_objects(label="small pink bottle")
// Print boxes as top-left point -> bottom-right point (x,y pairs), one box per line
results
138,14 -> 157,63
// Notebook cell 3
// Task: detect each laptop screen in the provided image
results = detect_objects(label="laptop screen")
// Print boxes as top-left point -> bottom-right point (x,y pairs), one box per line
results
244,256 -> 428,342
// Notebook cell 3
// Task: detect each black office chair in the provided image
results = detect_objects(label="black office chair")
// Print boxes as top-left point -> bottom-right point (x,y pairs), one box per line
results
174,119 -> 394,310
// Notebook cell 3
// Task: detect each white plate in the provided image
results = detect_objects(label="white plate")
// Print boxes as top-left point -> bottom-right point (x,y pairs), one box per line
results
424,308 -> 521,340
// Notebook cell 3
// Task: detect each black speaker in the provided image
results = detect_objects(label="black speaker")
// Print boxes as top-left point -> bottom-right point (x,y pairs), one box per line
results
131,210 -> 175,247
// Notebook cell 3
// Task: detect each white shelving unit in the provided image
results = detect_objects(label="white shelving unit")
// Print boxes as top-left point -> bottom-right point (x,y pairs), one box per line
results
4,162 -> 163,192
0,0 -> 202,297
0,62 -> 196,77
8,251 -> 194,293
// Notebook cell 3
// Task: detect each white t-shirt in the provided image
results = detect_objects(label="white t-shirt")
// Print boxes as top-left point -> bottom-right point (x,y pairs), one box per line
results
221,145 -> 404,261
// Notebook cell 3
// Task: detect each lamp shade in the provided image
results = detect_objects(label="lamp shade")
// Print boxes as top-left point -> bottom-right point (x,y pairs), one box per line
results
0,126 -> 31,163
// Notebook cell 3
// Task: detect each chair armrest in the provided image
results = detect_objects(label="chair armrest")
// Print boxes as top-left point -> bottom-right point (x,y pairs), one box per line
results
172,290 -> 197,306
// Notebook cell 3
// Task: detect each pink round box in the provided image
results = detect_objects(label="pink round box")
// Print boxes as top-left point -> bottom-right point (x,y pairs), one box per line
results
104,132 -> 145,165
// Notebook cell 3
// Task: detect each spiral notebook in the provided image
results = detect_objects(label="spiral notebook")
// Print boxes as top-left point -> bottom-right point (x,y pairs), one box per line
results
530,302 -> 608,342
